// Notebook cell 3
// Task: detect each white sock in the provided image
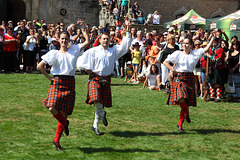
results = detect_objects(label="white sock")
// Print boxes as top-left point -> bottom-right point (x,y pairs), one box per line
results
93,110 -> 100,128
94,102 -> 104,118
93,103 -> 104,128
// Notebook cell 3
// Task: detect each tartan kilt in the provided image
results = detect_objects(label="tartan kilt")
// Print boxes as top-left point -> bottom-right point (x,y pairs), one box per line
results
42,75 -> 75,115
86,74 -> 112,108
167,72 -> 196,107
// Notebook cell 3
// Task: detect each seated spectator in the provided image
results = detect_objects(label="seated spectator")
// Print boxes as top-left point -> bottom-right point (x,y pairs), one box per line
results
137,12 -> 146,25
143,64 -> 161,90
130,13 -> 138,24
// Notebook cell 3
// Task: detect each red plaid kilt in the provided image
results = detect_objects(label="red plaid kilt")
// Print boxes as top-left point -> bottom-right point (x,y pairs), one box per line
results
86,74 -> 112,108
42,75 -> 75,115
167,72 -> 196,107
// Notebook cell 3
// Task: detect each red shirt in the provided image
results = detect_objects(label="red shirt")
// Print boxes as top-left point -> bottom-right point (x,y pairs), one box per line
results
209,47 -> 225,70
3,34 -> 19,52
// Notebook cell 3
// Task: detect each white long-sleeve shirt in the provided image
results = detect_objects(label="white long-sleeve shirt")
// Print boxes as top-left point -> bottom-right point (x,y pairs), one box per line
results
77,32 -> 132,76
165,48 -> 205,73
41,44 -> 83,76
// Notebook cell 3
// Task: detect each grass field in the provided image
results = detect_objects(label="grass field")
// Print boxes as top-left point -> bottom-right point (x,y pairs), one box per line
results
0,73 -> 240,160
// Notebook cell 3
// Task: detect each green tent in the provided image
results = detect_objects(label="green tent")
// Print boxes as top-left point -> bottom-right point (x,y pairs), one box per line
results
206,10 -> 240,39
164,9 -> 206,30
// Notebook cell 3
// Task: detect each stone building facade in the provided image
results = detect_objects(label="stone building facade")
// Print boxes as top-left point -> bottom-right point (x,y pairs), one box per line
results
1,0 -> 239,26
135,0 -> 240,24
1,0 -> 99,26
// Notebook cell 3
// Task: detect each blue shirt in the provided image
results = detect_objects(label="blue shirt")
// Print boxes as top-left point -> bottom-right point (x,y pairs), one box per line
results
138,17 -> 146,24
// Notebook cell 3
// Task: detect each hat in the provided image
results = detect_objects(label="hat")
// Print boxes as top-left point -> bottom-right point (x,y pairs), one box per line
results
172,23 -> 177,27
127,61 -> 132,65
168,27 -> 174,32
194,40 -> 201,45
51,38 -> 57,42
201,41 -> 208,46
91,26 -> 98,32
133,42 -> 140,46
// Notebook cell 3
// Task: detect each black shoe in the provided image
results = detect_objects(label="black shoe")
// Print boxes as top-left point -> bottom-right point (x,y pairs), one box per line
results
214,99 -> 221,103
53,140 -> 63,151
186,115 -> 191,123
177,125 -> 184,132
206,98 -> 215,102
102,111 -> 108,126
91,126 -> 100,135
64,120 -> 69,136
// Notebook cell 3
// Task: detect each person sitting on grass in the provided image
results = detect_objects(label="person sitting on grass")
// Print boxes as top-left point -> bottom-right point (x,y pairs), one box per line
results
142,64 -> 161,90
129,42 -> 142,84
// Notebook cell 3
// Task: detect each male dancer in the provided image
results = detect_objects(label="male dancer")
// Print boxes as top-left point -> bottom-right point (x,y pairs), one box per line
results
77,26 -> 132,135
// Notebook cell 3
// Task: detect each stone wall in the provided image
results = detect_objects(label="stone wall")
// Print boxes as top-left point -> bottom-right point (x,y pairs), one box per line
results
23,0 -> 99,27
132,0 -> 239,24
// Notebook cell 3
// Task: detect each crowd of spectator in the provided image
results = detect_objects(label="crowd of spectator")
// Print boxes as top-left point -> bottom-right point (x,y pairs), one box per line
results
0,5 -> 239,102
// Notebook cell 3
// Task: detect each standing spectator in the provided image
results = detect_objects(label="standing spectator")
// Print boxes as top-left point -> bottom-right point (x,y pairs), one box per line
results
47,29 -> 55,46
16,20 -> 29,71
129,42 -> 142,84
115,17 -> 122,30
120,0 -> 130,17
152,11 -> 161,25
2,26 -> 20,73
39,30 -> 48,62
112,4 -> 120,19
49,38 -> 59,50
0,27 -> 4,71
193,40 -> 203,98
60,22 -> 65,31
1,21 -> 6,32
132,1 -> 140,16
207,38 -> 226,102
24,29 -> 38,73
159,34 -> 179,89
226,42 -> 240,102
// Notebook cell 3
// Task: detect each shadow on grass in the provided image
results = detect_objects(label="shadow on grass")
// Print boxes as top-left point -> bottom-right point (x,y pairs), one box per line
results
109,131 -> 190,138
190,129 -> 240,135
77,147 -> 160,153
111,83 -> 135,86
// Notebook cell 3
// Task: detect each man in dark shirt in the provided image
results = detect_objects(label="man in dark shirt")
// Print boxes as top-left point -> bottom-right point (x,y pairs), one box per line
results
16,21 -> 29,71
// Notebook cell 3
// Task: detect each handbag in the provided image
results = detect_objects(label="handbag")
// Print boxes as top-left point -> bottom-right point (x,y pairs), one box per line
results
22,42 -> 29,51
156,44 -> 167,63
225,75 -> 235,94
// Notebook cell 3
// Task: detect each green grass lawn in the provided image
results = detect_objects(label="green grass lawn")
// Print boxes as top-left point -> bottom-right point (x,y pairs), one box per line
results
0,73 -> 240,160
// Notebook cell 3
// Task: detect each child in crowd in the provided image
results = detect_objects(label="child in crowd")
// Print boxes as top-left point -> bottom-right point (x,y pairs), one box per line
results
124,61 -> 133,82
129,42 -> 142,84
143,64 -> 161,90
49,38 -> 59,50
137,59 -> 148,82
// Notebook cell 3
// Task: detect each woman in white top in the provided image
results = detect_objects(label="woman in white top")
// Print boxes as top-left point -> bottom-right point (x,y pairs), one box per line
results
163,36 -> 214,131
25,29 -> 38,73
37,19 -> 90,151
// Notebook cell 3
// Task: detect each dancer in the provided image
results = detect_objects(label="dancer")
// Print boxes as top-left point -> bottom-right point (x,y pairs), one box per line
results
37,19 -> 90,151
77,26 -> 132,135
163,36 -> 214,131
